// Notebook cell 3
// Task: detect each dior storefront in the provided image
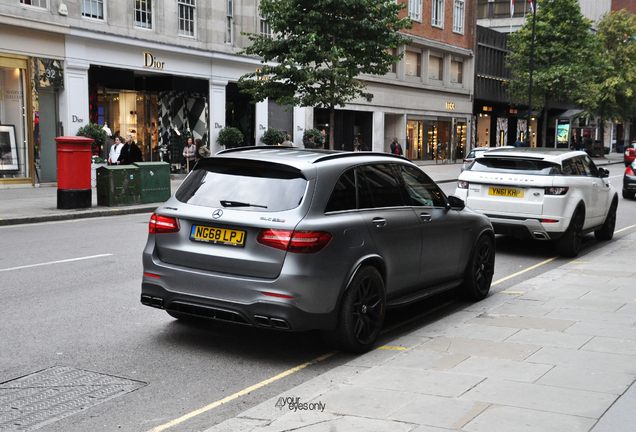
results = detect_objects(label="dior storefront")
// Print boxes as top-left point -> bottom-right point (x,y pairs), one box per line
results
62,31 -> 307,175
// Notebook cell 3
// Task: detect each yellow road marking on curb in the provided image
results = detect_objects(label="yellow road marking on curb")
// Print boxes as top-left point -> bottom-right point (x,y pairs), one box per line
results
491,256 -> 558,286
618,239 -> 634,242
147,351 -> 336,432
616,224 -> 636,233
501,291 -> 525,294
378,346 -> 407,351
570,261 -> 588,264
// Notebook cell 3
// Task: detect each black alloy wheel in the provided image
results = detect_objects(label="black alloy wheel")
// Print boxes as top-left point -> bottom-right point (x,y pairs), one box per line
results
335,266 -> 385,353
595,199 -> 617,241
460,235 -> 495,300
557,208 -> 584,257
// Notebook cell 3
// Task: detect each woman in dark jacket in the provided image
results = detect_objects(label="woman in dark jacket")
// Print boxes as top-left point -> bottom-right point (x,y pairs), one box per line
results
117,135 -> 143,165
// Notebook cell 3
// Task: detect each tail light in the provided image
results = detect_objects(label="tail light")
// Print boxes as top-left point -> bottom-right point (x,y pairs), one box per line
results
149,213 -> 180,234
457,181 -> 469,189
540,219 -> 559,223
257,229 -> 332,253
626,165 -> 635,176
545,187 -> 569,195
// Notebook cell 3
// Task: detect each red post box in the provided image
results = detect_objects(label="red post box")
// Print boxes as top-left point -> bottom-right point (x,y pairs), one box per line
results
55,136 -> 94,209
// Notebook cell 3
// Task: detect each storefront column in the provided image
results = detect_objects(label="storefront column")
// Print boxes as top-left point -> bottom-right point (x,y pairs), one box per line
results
59,59 -> 89,136
372,111 -> 384,152
209,80 -> 227,154
255,99 -> 268,145
293,106 -> 306,145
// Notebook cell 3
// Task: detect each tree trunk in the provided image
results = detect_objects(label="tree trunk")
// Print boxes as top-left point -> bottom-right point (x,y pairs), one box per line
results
329,105 -> 335,150
541,102 -> 549,148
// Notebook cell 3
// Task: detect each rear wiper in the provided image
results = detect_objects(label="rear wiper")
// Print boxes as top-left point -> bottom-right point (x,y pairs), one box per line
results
220,200 -> 268,209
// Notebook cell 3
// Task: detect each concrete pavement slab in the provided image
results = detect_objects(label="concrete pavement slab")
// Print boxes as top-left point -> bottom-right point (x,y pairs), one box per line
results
487,299 -> 557,318
419,336 -> 541,361
566,321 -> 636,340
504,328 -> 592,349
461,378 -> 617,418
441,323 -> 520,342
350,367 -> 484,398
590,381 -> 636,432
545,308 -> 636,326
388,395 -> 489,429
466,314 -> 576,331
582,336 -> 636,356
526,346 -> 636,374
535,365 -> 634,395
446,356 -> 553,383
541,297 -> 626,312
315,386 -> 418,419
255,415 -> 415,432
463,406 -> 596,432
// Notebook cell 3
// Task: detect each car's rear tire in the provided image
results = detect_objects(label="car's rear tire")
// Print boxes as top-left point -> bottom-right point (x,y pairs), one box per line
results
334,266 -> 385,353
556,208 -> 584,257
595,199 -> 617,241
458,235 -> 495,301
623,189 -> 635,199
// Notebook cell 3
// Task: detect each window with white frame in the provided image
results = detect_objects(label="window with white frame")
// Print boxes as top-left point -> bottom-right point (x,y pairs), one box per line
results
451,59 -> 463,83
260,19 -> 271,39
178,0 -> 196,37
405,51 -> 421,77
408,0 -> 422,21
432,0 -> 444,28
82,0 -> 104,19
429,54 -> 443,80
20,0 -> 47,8
135,0 -> 153,29
453,0 -> 464,33
226,0 -> 234,44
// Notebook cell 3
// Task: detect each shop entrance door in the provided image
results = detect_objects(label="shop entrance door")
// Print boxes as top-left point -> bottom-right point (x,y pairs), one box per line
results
39,91 -> 58,182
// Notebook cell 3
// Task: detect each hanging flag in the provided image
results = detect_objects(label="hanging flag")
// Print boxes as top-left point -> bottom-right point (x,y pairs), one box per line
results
511,0 -> 514,17
529,0 -> 534,13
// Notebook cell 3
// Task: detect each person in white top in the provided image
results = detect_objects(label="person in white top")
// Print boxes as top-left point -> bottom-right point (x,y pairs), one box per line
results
109,136 -> 124,165
182,137 -> 196,172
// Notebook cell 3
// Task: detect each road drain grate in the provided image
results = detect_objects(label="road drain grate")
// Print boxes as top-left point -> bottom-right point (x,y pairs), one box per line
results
0,366 -> 146,431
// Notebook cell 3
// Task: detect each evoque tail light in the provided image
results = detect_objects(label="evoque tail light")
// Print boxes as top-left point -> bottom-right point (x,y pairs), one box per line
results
545,187 -> 569,195
149,213 -> 180,234
257,229 -> 332,253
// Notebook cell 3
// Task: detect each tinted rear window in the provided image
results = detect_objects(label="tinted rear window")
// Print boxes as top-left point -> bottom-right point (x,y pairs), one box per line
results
175,160 -> 307,212
471,157 -> 561,175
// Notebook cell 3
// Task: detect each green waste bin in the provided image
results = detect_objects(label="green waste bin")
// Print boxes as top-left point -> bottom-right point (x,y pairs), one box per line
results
96,165 -> 141,206
134,162 -> 171,203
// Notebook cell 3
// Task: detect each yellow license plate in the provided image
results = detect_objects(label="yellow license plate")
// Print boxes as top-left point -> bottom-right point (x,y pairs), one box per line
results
190,225 -> 246,247
489,187 -> 524,198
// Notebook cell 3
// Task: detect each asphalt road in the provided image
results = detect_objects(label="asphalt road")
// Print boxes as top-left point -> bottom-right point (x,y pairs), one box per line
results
1,163 -> 634,432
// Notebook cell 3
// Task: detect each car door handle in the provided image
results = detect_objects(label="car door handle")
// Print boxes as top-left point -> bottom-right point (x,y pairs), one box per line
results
372,217 -> 386,227
420,212 -> 432,222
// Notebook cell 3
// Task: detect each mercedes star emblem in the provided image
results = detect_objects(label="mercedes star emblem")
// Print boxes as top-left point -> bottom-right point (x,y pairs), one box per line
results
212,209 -> 223,219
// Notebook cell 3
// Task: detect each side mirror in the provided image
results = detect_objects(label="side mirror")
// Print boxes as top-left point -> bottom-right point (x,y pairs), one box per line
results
447,195 -> 465,210
598,167 -> 609,178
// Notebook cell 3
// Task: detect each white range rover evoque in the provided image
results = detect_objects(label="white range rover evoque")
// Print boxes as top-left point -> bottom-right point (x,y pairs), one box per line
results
455,148 -> 618,257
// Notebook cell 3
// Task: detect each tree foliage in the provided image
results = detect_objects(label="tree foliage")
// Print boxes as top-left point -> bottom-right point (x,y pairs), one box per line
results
507,0 -> 596,146
239,0 -> 412,149
217,127 -> 245,148
260,127 -> 287,145
582,10 -> 636,127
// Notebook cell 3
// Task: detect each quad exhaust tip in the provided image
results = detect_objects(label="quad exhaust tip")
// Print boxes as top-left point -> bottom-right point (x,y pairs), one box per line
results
254,315 -> 291,330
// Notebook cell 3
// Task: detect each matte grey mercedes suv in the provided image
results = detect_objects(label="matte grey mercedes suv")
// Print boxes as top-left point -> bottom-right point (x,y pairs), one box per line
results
141,147 -> 495,352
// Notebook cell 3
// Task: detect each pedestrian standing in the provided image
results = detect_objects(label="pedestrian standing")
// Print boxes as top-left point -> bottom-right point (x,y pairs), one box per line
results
183,137 -> 196,172
109,136 -> 124,165
195,139 -> 210,163
390,138 -> 403,156
117,135 -> 143,165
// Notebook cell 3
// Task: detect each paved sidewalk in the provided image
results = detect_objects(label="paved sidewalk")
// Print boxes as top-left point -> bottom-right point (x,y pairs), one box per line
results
0,152 -> 622,226
206,231 -> 636,432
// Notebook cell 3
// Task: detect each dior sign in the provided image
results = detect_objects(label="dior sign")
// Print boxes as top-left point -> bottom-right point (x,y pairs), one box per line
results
143,52 -> 165,70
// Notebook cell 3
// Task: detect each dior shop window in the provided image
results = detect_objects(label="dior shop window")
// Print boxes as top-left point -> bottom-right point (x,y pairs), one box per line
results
0,55 -> 32,183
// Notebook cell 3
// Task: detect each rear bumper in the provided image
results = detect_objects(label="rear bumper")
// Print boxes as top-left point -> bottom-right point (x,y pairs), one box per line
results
486,214 -> 568,240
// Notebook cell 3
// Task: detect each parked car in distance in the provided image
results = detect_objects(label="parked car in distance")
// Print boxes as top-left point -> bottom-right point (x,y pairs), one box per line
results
625,141 -> 636,166
623,160 -> 636,199
455,148 -> 618,257
141,147 -> 495,353
461,146 -> 515,172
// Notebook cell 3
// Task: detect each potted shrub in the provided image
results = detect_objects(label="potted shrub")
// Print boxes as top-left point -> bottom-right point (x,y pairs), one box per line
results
76,123 -> 107,155
260,127 -> 286,146
303,128 -> 325,149
217,127 -> 245,149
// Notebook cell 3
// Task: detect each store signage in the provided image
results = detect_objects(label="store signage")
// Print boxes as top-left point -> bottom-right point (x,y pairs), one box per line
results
37,58 -> 64,89
4,90 -> 22,101
483,106 -> 493,112
72,115 -> 84,123
446,102 -> 455,110
143,52 -> 165,70
510,109 -> 518,114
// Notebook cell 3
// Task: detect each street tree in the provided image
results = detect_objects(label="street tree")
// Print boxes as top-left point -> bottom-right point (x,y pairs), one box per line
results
581,9 -> 636,147
507,0 -> 596,147
238,0 -> 412,150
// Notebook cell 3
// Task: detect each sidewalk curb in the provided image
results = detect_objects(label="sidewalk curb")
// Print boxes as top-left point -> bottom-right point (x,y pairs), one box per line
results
0,205 -> 159,226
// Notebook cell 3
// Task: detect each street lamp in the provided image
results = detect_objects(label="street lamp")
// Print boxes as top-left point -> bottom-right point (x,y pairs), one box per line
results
527,0 -> 537,146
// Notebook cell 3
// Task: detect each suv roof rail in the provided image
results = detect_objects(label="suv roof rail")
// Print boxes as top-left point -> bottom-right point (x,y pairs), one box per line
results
313,152 -> 407,164
217,145 -> 296,155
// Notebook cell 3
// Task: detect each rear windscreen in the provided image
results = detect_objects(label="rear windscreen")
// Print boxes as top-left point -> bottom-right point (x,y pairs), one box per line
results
471,158 -> 561,175
175,161 -> 307,212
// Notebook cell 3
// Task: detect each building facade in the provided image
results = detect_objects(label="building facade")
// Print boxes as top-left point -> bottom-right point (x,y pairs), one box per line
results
0,0 -> 477,186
